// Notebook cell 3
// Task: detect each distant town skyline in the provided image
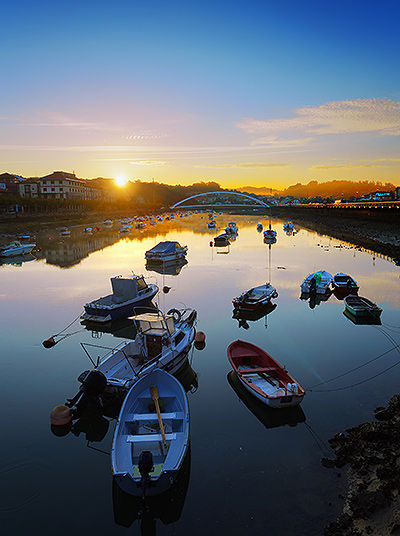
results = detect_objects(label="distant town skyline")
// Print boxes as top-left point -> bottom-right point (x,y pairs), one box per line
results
1,1 -> 399,188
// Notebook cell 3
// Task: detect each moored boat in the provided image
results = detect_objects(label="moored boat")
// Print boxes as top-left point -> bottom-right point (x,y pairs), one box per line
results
332,273 -> 359,294
80,308 -> 197,390
82,275 -> 159,323
0,241 -> 35,257
225,222 -> 238,235
227,340 -> 305,408
214,233 -> 230,247
233,284 -> 278,311
263,229 -> 277,243
112,368 -> 190,496
344,295 -> 382,318
145,241 -> 187,263
300,270 -> 333,294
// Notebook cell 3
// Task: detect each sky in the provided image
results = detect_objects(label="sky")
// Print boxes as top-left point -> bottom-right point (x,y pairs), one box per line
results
0,0 -> 399,188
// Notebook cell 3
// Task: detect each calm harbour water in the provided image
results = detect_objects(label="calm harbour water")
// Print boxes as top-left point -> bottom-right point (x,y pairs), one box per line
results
1,214 -> 400,535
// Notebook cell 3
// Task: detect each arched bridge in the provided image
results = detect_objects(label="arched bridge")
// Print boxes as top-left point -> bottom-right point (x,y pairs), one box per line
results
170,191 -> 270,210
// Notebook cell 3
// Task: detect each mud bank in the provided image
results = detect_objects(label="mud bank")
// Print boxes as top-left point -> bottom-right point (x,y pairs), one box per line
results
323,394 -> 400,536
272,209 -> 400,262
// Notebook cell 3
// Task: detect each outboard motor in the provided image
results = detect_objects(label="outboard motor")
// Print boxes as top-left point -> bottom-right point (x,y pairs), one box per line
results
66,370 -> 107,417
139,451 -> 154,500
82,370 -> 107,397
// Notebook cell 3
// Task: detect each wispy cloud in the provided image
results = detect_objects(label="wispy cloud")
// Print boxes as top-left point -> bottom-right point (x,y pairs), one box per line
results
249,136 -> 314,147
129,160 -> 169,166
312,158 -> 400,169
237,98 -> 400,137
195,162 -> 290,169
312,164 -> 377,170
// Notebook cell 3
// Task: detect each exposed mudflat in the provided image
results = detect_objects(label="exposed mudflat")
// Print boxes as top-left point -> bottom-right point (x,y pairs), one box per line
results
323,394 -> 400,536
273,209 -> 400,262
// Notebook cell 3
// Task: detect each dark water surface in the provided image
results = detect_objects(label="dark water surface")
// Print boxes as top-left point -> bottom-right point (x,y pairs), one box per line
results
1,214 -> 399,535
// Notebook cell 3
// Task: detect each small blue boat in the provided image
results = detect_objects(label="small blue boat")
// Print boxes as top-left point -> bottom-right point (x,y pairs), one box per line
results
112,369 -> 189,496
82,275 -> 158,323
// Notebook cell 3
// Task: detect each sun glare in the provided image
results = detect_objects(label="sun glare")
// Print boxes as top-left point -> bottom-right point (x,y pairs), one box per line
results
115,176 -> 128,187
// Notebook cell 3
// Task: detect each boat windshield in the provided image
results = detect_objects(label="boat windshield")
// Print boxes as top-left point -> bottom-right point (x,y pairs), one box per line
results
136,276 -> 148,291
134,313 -> 175,335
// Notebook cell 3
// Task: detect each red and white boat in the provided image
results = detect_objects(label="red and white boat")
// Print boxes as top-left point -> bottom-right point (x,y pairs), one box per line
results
233,284 -> 278,311
227,340 -> 305,408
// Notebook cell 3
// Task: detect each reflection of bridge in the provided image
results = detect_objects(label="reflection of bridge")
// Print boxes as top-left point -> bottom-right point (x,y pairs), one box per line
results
170,191 -> 269,210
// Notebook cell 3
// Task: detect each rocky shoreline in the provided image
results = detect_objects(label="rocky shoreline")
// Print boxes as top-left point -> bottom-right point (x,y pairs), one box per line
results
322,394 -> 400,536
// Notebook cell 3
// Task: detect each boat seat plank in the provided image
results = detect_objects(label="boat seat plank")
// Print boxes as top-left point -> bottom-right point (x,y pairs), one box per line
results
125,412 -> 182,421
126,433 -> 176,443
239,367 -> 276,374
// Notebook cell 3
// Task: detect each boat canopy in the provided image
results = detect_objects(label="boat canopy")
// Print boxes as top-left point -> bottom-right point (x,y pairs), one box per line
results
147,241 -> 182,254
133,312 -> 176,335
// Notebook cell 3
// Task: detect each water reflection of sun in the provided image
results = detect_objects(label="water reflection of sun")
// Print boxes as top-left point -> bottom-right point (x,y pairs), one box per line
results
115,176 -> 128,187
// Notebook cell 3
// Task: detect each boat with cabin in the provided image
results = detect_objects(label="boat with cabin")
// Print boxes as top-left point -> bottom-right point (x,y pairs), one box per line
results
214,233 -> 230,247
145,242 -> 188,263
344,295 -> 382,319
0,241 -> 36,257
80,308 -> 197,391
111,368 -> 190,496
227,340 -> 305,408
82,275 -> 159,323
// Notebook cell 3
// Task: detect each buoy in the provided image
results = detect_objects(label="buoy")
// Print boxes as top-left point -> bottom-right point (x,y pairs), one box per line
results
50,405 -> 72,426
209,241 -> 213,247
43,337 -> 56,349
194,331 -> 206,350
163,286 -> 171,294
195,331 -> 206,343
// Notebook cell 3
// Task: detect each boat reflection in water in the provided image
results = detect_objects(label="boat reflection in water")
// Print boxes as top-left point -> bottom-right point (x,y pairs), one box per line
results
343,309 -> 382,326
232,302 -> 277,330
145,258 -> 188,276
80,303 -> 158,340
0,252 -> 36,267
300,290 -> 332,309
227,371 -> 306,428
113,447 -> 191,534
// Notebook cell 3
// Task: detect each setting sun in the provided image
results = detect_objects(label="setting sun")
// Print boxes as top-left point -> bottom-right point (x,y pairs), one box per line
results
115,175 -> 128,187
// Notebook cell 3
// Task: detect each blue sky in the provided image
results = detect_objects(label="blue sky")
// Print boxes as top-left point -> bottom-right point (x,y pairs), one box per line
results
1,0 -> 399,186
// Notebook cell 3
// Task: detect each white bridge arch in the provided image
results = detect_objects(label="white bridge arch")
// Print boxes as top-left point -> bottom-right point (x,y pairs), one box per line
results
170,191 -> 269,209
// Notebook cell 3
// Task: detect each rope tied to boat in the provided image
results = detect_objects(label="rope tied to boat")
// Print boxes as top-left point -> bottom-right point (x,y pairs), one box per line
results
42,311 -> 84,348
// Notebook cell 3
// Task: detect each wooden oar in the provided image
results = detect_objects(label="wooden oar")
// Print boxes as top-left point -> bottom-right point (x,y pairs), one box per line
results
150,385 -> 167,448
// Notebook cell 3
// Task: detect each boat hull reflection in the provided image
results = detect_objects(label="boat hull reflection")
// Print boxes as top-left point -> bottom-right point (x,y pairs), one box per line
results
227,371 -> 306,428
145,258 -> 188,275
112,444 -> 191,532
343,309 -> 382,326
232,302 -> 277,329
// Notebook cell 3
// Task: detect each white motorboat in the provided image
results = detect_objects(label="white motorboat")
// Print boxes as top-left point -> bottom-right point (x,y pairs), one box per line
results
80,308 -> 197,390
82,275 -> 159,323
300,270 -> 333,294
0,241 -> 35,257
145,241 -> 188,263
60,227 -> 71,237
112,368 -> 189,496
